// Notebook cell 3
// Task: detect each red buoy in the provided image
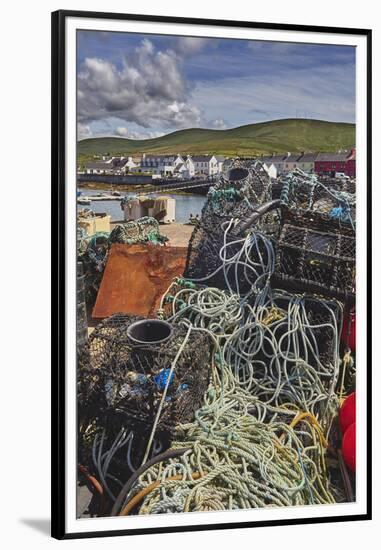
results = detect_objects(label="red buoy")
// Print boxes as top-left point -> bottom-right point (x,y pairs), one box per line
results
341,310 -> 356,352
339,392 -> 356,435
342,422 -> 356,472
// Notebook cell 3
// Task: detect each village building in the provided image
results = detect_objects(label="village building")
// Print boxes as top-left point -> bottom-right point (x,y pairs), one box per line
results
192,155 -> 219,176
257,154 -> 288,175
215,155 -> 226,173
84,156 -> 138,175
139,154 -> 184,176
283,153 -> 303,173
314,151 -> 352,176
296,152 -> 319,173
262,163 -> 278,179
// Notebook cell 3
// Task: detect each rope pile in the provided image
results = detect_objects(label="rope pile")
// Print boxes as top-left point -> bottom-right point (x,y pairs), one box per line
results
78,164 -> 355,517
112,225 -> 347,515
112,355 -> 341,515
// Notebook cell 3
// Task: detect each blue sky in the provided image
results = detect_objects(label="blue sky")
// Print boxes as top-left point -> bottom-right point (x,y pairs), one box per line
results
77,30 -> 355,140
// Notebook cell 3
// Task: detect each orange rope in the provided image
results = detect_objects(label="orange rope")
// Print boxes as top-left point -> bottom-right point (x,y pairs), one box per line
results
78,464 -> 104,495
119,472 -> 203,516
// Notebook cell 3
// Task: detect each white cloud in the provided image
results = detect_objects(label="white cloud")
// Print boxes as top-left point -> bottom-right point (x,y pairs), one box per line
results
210,118 -> 228,129
77,39 -> 202,131
77,123 -> 93,140
115,126 -> 128,137
173,37 -> 210,56
113,126 -> 165,140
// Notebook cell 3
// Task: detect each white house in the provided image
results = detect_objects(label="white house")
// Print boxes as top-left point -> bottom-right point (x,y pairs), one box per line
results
192,155 -> 219,176
262,163 -> 277,179
215,155 -> 226,173
123,156 -> 138,172
283,153 -> 304,173
85,158 -> 114,175
295,152 -> 318,173
84,156 -> 137,175
139,154 -> 184,176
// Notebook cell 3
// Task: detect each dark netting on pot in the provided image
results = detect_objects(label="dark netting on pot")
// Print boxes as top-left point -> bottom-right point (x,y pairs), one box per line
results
280,169 -> 355,234
184,160 -> 280,291
108,216 -> 168,245
273,224 -> 355,300
78,313 -> 211,457
77,231 -> 110,303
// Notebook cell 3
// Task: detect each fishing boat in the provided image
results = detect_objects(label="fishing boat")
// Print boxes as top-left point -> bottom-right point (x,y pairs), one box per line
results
77,197 -> 91,205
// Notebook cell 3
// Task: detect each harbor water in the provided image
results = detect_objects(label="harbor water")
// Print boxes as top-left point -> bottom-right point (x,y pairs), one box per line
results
78,188 -> 207,223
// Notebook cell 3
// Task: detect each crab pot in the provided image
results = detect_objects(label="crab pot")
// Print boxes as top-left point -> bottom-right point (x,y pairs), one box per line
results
273,224 -> 355,300
280,177 -> 355,234
78,313 -> 210,435
184,160 -> 276,289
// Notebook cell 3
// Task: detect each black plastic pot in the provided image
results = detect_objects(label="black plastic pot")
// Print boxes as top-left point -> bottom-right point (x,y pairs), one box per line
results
227,167 -> 249,182
127,319 -> 173,346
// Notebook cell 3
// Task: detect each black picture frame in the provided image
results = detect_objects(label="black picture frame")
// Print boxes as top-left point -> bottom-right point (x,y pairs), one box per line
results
51,9 -> 372,540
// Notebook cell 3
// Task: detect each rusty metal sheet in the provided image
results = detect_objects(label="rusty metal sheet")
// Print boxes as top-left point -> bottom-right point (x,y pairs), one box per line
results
92,244 -> 187,319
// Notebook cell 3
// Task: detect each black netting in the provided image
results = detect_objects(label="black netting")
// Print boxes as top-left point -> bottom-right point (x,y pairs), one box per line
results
273,224 -> 356,299
184,160 -> 279,289
280,170 -> 355,234
78,314 -> 211,436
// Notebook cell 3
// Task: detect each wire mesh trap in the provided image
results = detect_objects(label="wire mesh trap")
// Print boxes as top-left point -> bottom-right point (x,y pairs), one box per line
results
273,224 -> 356,300
78,314 -> 211,473
184,160 -> 278,291
280,169 -> 356,234
77,231 -> 110,302
108,216 -> 168,245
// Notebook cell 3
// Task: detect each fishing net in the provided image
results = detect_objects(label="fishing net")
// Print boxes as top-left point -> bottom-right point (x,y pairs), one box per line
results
184,160 -> 278,290
109,216 -> 168,245
77,216 -> 168,304
280,169 -> 356,233
78,314 -> 211,466
273,224 -> 356,300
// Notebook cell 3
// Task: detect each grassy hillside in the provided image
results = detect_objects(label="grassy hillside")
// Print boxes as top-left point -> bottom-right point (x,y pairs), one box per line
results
77,119 -> 355,163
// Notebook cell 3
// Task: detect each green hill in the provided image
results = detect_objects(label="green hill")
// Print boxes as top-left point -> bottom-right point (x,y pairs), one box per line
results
77,119 -> 355,163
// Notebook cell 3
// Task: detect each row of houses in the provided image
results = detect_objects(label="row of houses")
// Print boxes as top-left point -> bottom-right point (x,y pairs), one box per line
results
80,153 -> 226,178
79,149 -> 356,179
258,150 -> 356,178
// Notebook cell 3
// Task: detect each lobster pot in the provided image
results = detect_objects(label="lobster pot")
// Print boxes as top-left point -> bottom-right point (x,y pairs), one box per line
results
78,314 -> 210,436
184,161 -> 277,288
280,176 -> 355,234
273,224 -> 356,300
185,221 -> 272,295
77,262 -> 88,347
108,216 -> 167,245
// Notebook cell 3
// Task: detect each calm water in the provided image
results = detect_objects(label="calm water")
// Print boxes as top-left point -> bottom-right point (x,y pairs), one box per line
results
78,188 -> 206,223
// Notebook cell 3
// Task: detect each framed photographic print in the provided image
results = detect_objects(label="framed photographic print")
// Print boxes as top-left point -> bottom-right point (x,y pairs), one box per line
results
51,9 -> 372,539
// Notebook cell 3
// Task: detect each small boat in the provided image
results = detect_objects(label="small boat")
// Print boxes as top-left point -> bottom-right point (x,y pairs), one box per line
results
78,198 -> 91,205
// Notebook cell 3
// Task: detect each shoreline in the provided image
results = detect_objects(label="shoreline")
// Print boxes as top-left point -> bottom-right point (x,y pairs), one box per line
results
77,181 -> 208,197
